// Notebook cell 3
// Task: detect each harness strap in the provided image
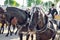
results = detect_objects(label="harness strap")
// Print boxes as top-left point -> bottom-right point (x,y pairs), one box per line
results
29,7 -> 34,26
36,24 -> 48,33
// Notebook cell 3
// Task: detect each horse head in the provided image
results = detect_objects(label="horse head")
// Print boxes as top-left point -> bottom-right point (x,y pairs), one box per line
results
36,7 -> 48,30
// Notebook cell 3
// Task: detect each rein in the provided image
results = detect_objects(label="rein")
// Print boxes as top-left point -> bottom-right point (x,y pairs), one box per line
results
36,24 -> 48,33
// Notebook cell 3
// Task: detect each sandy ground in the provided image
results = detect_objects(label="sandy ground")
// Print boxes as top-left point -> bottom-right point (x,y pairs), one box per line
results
0,27 -> 36,40
0,24 -> 60,40
0,28 -> 60,40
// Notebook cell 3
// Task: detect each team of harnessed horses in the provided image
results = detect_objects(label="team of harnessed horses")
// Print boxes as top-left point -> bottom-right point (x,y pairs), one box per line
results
0,6 -> 58,40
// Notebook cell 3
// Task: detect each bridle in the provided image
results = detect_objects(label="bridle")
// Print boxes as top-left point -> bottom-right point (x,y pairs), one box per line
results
27,7 -> 48,33
35,8 -> 48,33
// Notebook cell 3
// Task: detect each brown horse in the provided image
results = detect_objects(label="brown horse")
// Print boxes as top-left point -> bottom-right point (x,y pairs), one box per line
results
18,7 -> 56,40
10,17 -> 18,35
18,7 -> 39,40
11,17 -> 18,25
5,16 -> 19,36
36,11 -> 56,40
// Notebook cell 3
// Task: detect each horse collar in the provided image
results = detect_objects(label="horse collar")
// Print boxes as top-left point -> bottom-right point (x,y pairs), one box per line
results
36,24 -> 47,33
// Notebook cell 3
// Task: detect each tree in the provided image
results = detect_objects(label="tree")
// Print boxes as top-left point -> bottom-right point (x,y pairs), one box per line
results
27,0 -> 33,7
4,0 -> 20,7
27,0 -> 42,7
36,0 -> 42,5
54,0 -> 60,4
43,1 -> 53,11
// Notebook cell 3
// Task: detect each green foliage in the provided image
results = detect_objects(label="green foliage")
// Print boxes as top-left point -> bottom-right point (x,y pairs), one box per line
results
27,0 -> 42,7
36,0 -> 42,5
55,0 -> 60,3
43,1 -> 53,11
4,0 -> 20,7
27,0 -> 33,7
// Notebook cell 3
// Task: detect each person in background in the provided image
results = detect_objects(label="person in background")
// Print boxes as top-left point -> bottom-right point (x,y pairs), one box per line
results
48,4 -> 58,30
49,4 -> 58,19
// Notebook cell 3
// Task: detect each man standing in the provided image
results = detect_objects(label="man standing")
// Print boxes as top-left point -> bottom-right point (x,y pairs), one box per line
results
49,4 -> 58,19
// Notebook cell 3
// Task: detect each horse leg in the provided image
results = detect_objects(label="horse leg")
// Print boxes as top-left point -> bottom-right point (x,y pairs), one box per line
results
10,25 -> 14,36
0,25 -> 1,34
15,25 -> 19,35
5,23 -> 8,28
11,25 -> 15,35
50,21 -> 54,29
52,33 -> 56,40
0,29 -> 1,34
31,34 -> 33,40
15,28 -> 18,35
19,33 -> 23,40
5,31 -> 9,37
1,23 -> 4,34
5,26 -> 10,37
26,34 -> 30,40
10,25 -> 15,36
52,35 -> 55,40
5,24 -> 11,37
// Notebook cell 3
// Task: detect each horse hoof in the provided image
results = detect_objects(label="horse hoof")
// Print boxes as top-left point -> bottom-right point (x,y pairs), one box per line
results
5,33 -> 9,37
0,31 -> 1,34
10,32 -> 13,36
15,33 -> 16,35
5,34 -> 8,37
10,34 -> 12,36
1,32 -> 3,34
15,32 -> 17,35
0,32 -> 1,34
0,33 -> 1,34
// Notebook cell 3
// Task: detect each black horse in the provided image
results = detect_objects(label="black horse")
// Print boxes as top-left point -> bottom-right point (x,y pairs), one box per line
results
3,7 -> 31,36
